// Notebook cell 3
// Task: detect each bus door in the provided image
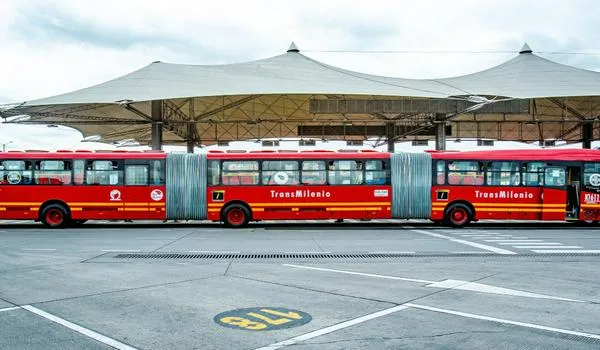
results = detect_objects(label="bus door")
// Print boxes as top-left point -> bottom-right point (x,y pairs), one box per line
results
542,166 -> 567,221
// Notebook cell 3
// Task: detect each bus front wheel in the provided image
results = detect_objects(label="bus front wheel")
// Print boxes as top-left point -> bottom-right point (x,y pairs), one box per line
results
444,203 -> 473,228
41,204 -> 70,228
222,203 -> 251,228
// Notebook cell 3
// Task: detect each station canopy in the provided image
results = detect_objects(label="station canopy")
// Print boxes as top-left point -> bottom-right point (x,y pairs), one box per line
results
3,43 -> 600,145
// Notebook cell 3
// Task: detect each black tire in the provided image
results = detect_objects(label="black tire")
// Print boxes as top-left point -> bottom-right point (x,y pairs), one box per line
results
40,204 -> 70,228
222,203 -> 251,228
444,203 -> 473,228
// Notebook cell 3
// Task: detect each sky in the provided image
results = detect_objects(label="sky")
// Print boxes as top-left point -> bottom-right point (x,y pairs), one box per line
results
1,0 -> 600,104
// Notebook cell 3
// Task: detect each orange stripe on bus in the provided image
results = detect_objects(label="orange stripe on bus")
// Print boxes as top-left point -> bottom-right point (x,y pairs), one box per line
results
326,207 -> 381,211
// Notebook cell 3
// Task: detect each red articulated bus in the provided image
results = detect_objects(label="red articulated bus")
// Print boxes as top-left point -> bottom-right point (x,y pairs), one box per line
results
1,148 -> 599,228
430,149 -> 600,227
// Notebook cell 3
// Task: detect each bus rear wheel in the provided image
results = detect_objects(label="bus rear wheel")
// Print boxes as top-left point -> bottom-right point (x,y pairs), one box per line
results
444,203 -> 472,228
41,204 -> 70,228
222,204 -> 251,228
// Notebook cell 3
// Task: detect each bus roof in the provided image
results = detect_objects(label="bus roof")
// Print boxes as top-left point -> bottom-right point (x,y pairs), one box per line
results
0,150 -> 167,160
207,150 -> 389,160
430,148 -> 600,162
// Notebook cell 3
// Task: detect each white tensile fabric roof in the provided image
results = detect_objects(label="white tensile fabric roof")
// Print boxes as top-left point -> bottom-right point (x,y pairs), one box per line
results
20,43 -> 600,107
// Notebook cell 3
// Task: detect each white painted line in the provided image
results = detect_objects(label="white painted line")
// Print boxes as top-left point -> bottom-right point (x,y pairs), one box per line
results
21,248 -> 56,251
283,265 -> 582,302
424,280 -> 581,302
22,305 -> 138,350
484,239 -> 539,242
514,246 -> 582,249
406,303 -> 600,340
532,250 -> 600,254
101,250 -> 140,252
369,251 -> 416,254
283,264 -> 434,283
0,306 -> 20,312
254,304 -> 410,350
411,229 -> 517,255
497,242 -> 561,246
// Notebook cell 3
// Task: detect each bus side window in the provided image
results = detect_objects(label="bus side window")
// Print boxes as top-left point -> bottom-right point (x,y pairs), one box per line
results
524,162 -> 545,186
365,160 -> 388,185
151,160 -> 165,185
73,160 -> 85,185
207,160 -> 220,185
436,160 -> 445,185
301,161 -> 326,185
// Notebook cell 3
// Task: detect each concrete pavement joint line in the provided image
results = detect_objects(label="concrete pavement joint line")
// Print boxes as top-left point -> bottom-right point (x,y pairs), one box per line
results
254,305 -> 410,350
21,305 -> 139,350
101,250 -> 140,252
284,264 -> 583,302
152,230 -> 196,252
405,303 -> 600,341
410,229 -> 517,255
21,248 -> 56,251
0,306 -> 20,312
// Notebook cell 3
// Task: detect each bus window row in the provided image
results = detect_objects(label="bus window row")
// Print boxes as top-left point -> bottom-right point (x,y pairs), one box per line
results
436,160 -> 600,188
208,159 -> 390,186
435,160 -> 548,186
0,159 -> 165,186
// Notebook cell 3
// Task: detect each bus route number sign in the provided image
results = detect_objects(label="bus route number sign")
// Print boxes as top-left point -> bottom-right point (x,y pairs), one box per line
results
214,307 -> 311,331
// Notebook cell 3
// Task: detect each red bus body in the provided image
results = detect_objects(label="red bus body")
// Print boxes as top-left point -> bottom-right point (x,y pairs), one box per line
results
2,148 -> 600,227
430,149 -> 600,225
206,151 -> 392,222
0,151 -> 167,224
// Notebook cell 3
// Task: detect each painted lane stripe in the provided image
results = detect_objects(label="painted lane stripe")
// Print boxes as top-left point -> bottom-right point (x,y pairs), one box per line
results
254,305 -> 410,350
484,239 -> 538,242
410,229 -> 517,255
283,264 -> 433,283
21,305 -> 138,350
514,246 -> 582,249
0,306 -> 20,312
498,242 -> 561,246
285,264 -> 581,302
188,250 -> 241,253
406,303 -> 600,340
532,250 -> 600,254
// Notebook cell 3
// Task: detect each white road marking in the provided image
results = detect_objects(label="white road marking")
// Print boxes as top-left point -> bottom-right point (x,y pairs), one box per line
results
406,303 -> 600,340
425,280 -> 581,302
497,242 -> 561,246
411,229 -> 517,255
514,246 -> 582,249
284,264 -> 581,302
484,239 -> 539,242
0,306 -> 20,312
254,305 -> 410,350
283,264 -> 433,283
21,305 -> 138,350
532,250 -> 600,254
369,251 -> 416,254
21,248 -> 56,251
101,250 -> 140,252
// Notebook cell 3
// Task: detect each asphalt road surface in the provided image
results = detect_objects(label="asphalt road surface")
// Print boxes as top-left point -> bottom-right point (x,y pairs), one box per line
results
1,220 -> 599,349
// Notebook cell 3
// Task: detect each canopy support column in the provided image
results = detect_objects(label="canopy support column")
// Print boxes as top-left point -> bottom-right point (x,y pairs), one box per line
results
386,122 -> 395,153
435,113 -> 446,151
582,122 -> 593,149
151,100 -> 163,150
187,122 -> 195,153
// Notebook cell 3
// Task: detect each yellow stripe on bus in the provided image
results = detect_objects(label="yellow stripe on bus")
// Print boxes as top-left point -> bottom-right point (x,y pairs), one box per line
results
326,207 -> 381,211
250,202 -> 390,207
122,208 -> 149,212
432,202 -> 565,208
0,202 -> 42,206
